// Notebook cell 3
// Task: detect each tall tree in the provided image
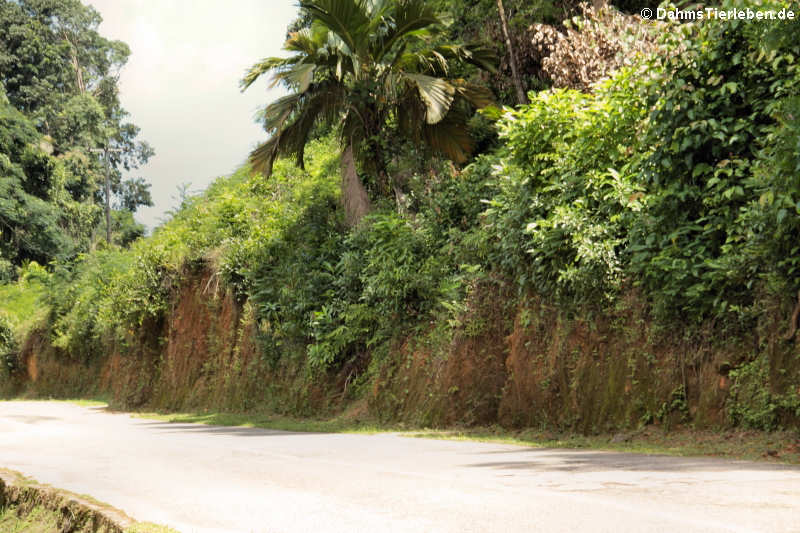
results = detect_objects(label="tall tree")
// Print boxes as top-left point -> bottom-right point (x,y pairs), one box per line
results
0,0 -> 153,257
495,0 -> 527,105
0,0 -> 153,248
0,92 -> 80,266
242,0 -> 495,226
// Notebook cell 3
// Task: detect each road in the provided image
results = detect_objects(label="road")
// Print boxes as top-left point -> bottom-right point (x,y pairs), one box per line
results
1,401 -> 799,533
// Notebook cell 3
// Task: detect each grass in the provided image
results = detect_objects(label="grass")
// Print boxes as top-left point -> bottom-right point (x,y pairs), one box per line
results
0,469 -> 179,533
0,505 -> 60,533
404,426 -> 800,464
0,277 -> 48,335
127,406 -> 800,465
6,397 -> 110,407
0,508 -> 177,533
131,409 -> 390,435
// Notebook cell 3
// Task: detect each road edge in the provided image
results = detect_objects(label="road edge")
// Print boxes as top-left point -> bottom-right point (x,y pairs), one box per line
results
0,468 -> 135,532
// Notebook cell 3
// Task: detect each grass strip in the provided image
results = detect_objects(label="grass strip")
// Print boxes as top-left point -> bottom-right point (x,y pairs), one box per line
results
0,469 -> 179,533
123,406 -> 800,464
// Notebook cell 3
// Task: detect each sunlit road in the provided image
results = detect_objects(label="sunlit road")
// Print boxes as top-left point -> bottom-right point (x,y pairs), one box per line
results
1,401 -> 799,533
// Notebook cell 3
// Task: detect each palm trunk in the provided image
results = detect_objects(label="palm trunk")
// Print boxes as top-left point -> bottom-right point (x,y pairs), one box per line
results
496,0 -> 527,105
341,143 -> 370,227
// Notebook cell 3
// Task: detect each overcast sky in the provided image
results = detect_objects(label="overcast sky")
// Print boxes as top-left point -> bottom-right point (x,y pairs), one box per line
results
85,0 -> 299,230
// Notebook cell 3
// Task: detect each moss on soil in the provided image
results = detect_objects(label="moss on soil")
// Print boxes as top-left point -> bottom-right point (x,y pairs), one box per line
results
0,470 -> 178,533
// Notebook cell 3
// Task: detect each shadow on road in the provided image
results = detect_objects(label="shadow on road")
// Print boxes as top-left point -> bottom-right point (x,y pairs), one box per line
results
137,421 -> 321,437
464,449 -> 800,473
4,415 -> 60,424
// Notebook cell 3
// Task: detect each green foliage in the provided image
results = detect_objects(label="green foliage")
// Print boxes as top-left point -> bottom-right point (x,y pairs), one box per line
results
1,96 -> 79,265
0,312 -> 18,374
302,210 -> 455,368
0,0 -> 154,264
482,66 -> 648,303
0,263 -> 48,377
16,0 -> 800,437
727,355 -> 800,431
628,3 -> 800,319
44,138 -> 344,364
431,0 -> 660,105
242,0 -> 496,181
47,250 -> 131,362
0,263 -> 49,330
476,0 -> 800,322
40,130 -> 479,376
740,51 -> 800,291
431,0 -> 564,104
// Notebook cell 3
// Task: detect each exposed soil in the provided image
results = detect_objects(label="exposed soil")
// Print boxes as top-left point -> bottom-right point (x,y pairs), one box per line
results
0,469 -> 132,533
11,269 -> 800,437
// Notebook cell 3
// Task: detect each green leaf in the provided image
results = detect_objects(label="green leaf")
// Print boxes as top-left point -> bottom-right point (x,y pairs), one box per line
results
405,73 -> 455,124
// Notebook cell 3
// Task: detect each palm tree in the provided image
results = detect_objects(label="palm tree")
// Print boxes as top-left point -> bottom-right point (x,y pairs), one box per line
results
241,0 -> 496,226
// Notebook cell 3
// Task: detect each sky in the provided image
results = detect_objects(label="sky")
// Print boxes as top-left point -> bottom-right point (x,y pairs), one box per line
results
85,0 -> 299,230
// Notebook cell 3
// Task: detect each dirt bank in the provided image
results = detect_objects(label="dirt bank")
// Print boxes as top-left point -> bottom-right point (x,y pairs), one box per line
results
11,270 -> 800,433
0,470 -> 131,533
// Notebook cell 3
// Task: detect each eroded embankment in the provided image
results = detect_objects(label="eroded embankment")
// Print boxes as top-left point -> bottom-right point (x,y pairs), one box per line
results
374,283 -> 800,432
10,270 -> 800,433
0,471 -> 131,533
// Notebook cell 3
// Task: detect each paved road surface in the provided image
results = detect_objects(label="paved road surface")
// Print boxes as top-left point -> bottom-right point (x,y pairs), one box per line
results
1,401 -> 799,533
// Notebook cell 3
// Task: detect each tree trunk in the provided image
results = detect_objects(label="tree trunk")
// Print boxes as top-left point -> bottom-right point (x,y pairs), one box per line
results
341,143 -> 370,227
63,31 -> 85,94
496,0 -> 527,106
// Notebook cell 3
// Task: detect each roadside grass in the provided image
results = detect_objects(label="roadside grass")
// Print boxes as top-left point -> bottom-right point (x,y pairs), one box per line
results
0,278 -> 47,335
9,399 -> 799,464
130,409 -> 391,435
404,426 -> 800,464
6,397 -> 110,407
126,406 -> 800,465
0,505 -> 59,533
0,469 -> 178,533
0,507 -> 177,533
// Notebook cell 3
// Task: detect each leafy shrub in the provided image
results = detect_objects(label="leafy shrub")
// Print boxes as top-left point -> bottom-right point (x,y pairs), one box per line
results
628,3 -> 800,319
0,312 -> 18,375
482,65 -> 649,304
0,259 -> 15,282
727,355 -> 800,430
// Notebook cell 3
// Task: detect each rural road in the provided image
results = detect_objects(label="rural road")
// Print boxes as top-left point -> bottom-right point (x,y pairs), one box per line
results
1,402 -> 799,533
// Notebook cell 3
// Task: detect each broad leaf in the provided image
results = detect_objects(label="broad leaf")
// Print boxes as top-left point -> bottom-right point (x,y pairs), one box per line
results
405,73 -> 455,124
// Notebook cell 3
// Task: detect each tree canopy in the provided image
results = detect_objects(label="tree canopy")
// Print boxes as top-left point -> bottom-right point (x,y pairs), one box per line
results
0,0 -> 153,270
242,0 -> 496,225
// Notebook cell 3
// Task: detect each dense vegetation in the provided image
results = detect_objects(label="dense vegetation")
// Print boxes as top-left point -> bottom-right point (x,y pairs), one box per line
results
2,0 -> 799,433
0,0 -> 153,278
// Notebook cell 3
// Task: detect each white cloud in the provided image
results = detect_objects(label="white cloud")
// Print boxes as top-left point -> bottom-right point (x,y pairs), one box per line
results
85,0 -> 298,229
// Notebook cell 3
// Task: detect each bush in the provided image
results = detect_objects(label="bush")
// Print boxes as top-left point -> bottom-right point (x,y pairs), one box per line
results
0,312 -> 19,375
482,65 -> 649,305
628,2 -> 800,319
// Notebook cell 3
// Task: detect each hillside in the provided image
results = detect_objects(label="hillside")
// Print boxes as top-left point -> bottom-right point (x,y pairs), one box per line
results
2,0 -> 800,439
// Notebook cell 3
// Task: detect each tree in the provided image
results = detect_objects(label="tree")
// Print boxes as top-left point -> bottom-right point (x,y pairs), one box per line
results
495,0 -> 527,105
0,0 -> 153,251
0,94 -> 79,266
242,0 -> 495,226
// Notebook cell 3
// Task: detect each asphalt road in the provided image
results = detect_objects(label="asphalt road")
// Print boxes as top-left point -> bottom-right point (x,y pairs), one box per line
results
1,401 -> 799,533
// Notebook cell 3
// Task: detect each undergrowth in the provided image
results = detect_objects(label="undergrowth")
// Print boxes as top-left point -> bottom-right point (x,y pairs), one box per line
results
3,0 -> 800,433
